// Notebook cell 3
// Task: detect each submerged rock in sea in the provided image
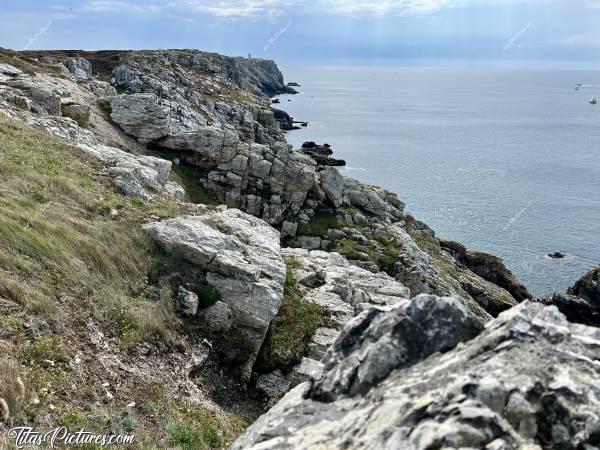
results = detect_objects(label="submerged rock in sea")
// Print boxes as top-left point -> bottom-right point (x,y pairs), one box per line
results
548,251 -> 566,259
233,300 -> 600,450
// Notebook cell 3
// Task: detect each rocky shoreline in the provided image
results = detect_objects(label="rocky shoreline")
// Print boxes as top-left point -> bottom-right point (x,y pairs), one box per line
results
0,47 -> 598,449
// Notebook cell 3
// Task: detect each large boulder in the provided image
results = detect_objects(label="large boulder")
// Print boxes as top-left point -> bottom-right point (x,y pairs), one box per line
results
343,177 -> 404,221
110,93 -> 170,143
62,57 -> 92,79
61,102 -> 91,128
541,267 -> 600,326
78,143 -> 177,202
143,209 -> 286,381
568,267 -> 600,304
311,295 -> 484,401
30,86 -> 61,116
440,239 -> 532,301
318,167 -> 344,208
234,300 -> 600,450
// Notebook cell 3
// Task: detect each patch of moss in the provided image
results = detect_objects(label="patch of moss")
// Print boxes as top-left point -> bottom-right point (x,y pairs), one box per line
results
407,228 -> 442,256
172,164 -> 218,205
335,239 -> 372,262
335,232 -> 402,276
296,210 -> 339,238
197,285 -> 221,308
207,218 -> 231,234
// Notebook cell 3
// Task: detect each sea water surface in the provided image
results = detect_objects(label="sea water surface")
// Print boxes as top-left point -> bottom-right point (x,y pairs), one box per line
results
277,66 -> 600,296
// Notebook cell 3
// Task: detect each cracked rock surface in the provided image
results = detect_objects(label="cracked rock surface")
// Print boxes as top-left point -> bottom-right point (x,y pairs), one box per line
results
233,300 -> 600,450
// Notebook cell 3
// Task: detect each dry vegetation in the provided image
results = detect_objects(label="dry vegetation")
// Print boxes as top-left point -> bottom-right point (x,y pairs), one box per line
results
0,115 -> 245,448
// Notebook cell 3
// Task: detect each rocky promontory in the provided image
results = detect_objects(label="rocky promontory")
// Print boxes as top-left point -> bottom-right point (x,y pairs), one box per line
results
0,47 -> 598,449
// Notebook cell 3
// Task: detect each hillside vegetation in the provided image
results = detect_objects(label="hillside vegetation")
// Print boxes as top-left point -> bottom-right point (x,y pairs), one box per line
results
0,115 -> 245,449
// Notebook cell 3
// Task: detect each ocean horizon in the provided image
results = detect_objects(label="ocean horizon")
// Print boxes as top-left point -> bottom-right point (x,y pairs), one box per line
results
278,65 -> 600,296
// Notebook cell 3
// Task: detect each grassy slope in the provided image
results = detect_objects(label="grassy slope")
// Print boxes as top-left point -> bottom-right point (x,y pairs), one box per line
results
0,115 -> 244,448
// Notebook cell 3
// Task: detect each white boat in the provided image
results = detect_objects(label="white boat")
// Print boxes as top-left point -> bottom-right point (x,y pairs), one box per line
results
590,96 -> 598,104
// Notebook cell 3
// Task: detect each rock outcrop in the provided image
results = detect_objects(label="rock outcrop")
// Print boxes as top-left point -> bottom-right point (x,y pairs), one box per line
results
568,266 -> 600,302
256,248 -> 413,405
540,267 -> 600,327
440,239 -> 532,301
300,141 -> 346,167
272,108 -> 296,131
234,300 -> 600,450
62,57 -> 92,79
0,61 -> 183,202
310,295 -> 484,401
143,208 -> 286,381
110,93 -> 170,143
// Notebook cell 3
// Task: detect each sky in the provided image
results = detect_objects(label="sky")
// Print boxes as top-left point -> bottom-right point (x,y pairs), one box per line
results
1,0 -> 600,67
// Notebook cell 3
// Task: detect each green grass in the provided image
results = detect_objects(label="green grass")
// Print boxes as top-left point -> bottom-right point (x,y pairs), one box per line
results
283,256 -> 303,271
166,401 -> 231,449
296,210 -> 338,238
20,336 -> 70,365
406,227 -> 442,256
0,90 -> 249,449
269,261 -> 325,367
167,421 -> 203,449
172,164 -> 218,205
0,115 -> 180,339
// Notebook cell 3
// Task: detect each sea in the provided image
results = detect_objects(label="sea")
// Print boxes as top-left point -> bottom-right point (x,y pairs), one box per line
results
276,65 -> 600,297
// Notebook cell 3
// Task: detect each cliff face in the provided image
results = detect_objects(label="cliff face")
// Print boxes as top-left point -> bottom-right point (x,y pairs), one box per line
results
0,47 -> 595,448
20,48 -> 297,97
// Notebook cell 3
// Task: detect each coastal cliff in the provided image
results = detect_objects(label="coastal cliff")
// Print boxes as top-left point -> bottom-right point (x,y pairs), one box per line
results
0,48 -> 598,449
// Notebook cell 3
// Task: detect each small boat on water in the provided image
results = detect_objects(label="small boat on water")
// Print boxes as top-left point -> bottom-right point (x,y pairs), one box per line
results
590,96 -> 598,104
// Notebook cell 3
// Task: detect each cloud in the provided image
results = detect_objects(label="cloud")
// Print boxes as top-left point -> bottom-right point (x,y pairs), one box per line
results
322,0 -> 451,15
84,0 -> 161,14
165,0 -> 451,17
557,33 -> 600,47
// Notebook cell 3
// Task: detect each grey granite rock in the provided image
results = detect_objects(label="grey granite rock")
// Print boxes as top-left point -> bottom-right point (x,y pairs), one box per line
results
540,267 -> 600,327
77,143 -> 178,202
143,209 -> 285,380
61,102 -> 91,127
177,286 -> 199,316
110,93 -> 170,143
197,301 -> 234,332
62,57 -> 92,79
233,301 -> 600,450
311,294 -> 483,401
318,166 -> 344,208
568,267 -> 600,304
